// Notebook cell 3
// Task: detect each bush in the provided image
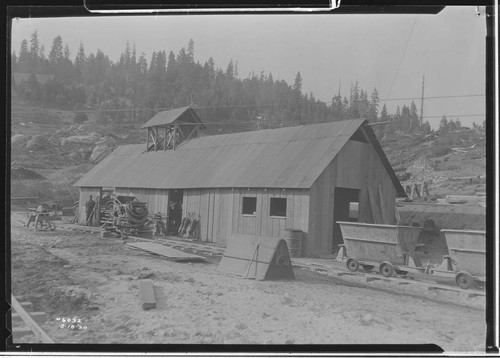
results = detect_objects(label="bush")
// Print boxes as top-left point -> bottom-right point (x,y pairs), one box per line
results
73,112 -> 89,124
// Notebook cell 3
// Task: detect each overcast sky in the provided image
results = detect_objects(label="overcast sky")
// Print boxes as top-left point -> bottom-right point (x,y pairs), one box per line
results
11,6 -> 486,129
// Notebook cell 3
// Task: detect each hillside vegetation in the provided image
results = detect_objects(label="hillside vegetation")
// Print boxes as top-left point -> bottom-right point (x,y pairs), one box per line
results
10,33 -> 486,207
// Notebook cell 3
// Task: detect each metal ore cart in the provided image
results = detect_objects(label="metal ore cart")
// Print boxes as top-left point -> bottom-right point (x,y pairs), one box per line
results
337,221 -> 423,277
433,229 -> 486,289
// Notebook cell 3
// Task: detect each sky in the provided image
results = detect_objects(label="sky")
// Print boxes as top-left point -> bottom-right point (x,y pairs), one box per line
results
10,6 -> 486,129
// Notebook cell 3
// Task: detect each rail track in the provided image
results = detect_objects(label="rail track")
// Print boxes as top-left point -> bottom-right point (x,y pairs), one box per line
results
10,296 -> 54,343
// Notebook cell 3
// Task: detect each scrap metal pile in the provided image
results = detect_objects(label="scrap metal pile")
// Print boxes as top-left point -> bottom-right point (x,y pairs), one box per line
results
100,195 -> 155,237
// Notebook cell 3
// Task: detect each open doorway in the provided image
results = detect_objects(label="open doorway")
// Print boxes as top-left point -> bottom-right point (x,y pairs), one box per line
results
333,187 -> 360,252
168,189 -> 183,235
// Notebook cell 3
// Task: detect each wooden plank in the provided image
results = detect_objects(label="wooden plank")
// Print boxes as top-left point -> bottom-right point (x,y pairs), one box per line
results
11,296 -> 54,343
254,190 -> 262,236
126,242 -> 205,261
368,187 -> 383,224
12,312 -> 47,325
285,191 -> 295,229
214,191 -> 222,244
378,184 -> 389,224
207,191 -> 215,242
292,193 -> 301,231
20,302 -> 33,312
139,279 -> 156,310
314,173 -> 324,253
321,161 -> 332,253
225,190 -> 233,243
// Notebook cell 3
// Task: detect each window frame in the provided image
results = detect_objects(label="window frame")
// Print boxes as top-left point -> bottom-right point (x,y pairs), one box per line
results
241,196 -> 257,216
269,197 -> 287,218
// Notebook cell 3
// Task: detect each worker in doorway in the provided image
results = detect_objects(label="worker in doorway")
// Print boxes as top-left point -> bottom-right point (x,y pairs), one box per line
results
169,201 -> 182,234
86,195 -> 96,226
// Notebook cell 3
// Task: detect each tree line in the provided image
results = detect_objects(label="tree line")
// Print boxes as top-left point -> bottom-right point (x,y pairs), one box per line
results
12,31 -> 433,137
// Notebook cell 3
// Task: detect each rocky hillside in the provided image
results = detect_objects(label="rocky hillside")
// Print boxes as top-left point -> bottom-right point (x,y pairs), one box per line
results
10,95 -> 486,209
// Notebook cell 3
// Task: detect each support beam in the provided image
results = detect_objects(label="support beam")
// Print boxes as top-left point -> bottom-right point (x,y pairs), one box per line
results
186,125 -> 199,140
164,126 -> 167,151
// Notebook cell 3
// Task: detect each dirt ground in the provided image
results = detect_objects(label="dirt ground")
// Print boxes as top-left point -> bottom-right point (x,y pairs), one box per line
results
9,212 -> 486,352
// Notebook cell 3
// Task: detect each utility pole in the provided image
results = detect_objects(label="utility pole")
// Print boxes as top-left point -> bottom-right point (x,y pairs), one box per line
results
420,75 -> 425,127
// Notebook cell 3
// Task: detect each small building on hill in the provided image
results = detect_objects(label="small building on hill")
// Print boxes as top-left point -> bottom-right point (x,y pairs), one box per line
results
74,107 -> 405,257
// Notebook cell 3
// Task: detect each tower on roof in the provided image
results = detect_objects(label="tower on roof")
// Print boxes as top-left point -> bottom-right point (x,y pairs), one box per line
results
141,106 -> 204,152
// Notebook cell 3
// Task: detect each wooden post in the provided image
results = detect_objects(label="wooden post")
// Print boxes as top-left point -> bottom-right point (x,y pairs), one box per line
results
155,127 -> 159,151
164,126 -> 167,151
146,128 -> 150,152
173,123 -> 178,149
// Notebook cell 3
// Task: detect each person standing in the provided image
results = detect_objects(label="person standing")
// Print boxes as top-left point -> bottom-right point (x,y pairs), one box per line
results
86,195 -> 96,226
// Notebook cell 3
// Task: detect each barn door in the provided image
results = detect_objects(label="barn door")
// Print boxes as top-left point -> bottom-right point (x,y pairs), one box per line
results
168,189 -> 183,234
332,187 -> 360,251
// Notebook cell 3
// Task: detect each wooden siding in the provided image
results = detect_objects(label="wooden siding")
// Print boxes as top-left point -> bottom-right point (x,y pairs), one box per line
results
307,140 -> 397,256
78,187 -> 102,225
183,188 -> 309,246
115,187 -> 170,216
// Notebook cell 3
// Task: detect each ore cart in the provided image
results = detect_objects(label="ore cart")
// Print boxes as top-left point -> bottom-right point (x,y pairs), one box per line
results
338,221 -> 423,277
434,229 -> 486,289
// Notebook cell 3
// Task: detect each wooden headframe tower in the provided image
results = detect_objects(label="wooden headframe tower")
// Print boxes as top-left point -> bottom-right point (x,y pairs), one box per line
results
142,107 -> 204,152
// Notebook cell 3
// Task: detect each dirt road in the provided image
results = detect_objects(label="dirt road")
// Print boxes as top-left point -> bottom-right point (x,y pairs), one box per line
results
9,212 -> 486,352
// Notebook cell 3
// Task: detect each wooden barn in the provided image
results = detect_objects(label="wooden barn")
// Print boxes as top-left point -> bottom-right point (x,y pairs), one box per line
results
74,107 -> 405,257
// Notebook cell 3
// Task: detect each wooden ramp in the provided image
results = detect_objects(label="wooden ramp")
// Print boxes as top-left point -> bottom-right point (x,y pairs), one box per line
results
126,242 -> 206,262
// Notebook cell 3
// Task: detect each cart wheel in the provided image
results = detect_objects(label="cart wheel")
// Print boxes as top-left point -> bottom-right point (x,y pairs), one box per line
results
362,265 -> 374,272
346,258 -> 359,272
379,262 -> 394,277
455,271 -> 473,290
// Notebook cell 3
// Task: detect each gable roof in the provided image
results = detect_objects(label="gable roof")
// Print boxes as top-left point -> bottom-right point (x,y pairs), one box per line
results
141,106 -> 202,128
75,119 -> 404,194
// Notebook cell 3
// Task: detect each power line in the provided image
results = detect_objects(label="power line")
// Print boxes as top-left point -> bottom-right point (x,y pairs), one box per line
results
11,114 -> 486,129
383,17 -> 418,107
10,93 -> 486,114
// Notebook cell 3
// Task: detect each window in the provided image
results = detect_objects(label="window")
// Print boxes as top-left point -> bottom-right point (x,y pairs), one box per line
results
349,202 -> 359,220
269,198 -> 287,217
242,197 -> 257,215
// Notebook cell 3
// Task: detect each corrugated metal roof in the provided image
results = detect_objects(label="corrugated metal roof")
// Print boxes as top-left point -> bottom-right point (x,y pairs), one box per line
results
141,106 -> 201,128
75,119 -> 398,190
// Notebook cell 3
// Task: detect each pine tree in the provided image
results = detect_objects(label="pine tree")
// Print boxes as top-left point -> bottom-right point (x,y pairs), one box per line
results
226,59 -> 234,78
380,103 -> 388,121
29,31 -> 40,71
187,39 -> 195,63
409,100 -> 419,131
75,41 -> 86,82
439,115 -> 449,133
49,36 -> 64,66
367,87 -> 379,122
18,39 -> 30,72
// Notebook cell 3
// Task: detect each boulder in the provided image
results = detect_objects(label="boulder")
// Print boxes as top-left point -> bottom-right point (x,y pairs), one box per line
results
61,135 -> 99,146
11,134 -> 27,146
89,132 -> 102,140
78,124 -> 94,133
69,151 -> 82,160
26,135 -> 52,151
96,136 -> 117,147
